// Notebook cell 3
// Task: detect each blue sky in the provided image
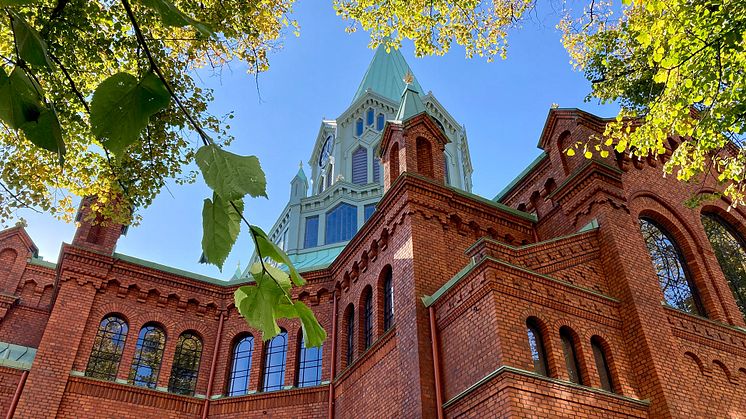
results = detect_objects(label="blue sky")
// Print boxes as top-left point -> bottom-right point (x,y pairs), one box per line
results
20,1 -> 617,279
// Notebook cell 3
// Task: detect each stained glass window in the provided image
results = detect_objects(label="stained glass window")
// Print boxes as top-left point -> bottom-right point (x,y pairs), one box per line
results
363,290 -> 373,349
296,336 -> 323,388
702,214 -> 746,320
526,318 -> 548,376
591,337 -> 614,392
167,332 -> 203,395
85,315 -> 128,381
640,218 -> 704,315
325,203 -> 357,244
129,324 -> 166,389
383,267 -> 394,331
560,327 -> 583,385
261,330 -> 287,392
227,335 -> 254,396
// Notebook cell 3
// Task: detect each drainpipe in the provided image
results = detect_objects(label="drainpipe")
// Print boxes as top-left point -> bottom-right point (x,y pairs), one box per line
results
428,306 -> 444,419
202,311 -> 226,419
327,290 -> 339,419
6,370 -> 28,419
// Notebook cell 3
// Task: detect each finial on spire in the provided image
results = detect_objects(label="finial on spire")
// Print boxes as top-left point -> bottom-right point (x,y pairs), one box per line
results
403,71 -> 414,85
299,160 -> 303,169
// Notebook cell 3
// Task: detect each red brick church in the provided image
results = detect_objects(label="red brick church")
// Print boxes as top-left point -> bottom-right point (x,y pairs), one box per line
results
0,51 -> 745,418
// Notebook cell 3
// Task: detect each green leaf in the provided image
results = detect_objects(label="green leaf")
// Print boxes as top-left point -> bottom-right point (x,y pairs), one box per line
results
250,225 -> 305,286
90,71 -> 170,155
201,193 -> 243,271
138,0 -> 214,37
235,268 -> 289,341
195,144 -> 267,201
10,12 -> 54,69
20,107 -> 65,164
0,0 -> 38,7
295,301 -> 326,347
0,67 -> 43,130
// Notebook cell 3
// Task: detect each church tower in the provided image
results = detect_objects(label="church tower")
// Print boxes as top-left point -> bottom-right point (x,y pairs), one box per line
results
247,46 -> 473,275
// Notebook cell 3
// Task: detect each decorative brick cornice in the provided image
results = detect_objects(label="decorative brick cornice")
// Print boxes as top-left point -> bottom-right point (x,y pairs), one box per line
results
66,376 -> 202,413
666,307 -> 746,357
209,385 -> 327,413
0,293 -> 18,322
548,160 -> 628,224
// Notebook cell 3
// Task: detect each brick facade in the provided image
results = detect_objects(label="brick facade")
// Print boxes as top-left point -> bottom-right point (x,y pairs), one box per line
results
0,108 -> 744,418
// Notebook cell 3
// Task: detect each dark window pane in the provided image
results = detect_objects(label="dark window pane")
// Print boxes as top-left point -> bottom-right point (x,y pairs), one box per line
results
373,158 -> 381,183
376,113 -> 385,131
526,320 -> 547,376
444,155 -> 450,185
129,325 -> 166,389
304,216 -> 319,248
261,331 -> 287,392
297,338 -> 323,387
560,329 -> 583,385
702,214 -> 746,321
363,292 -> 373,349
325,203 -> 358,244
364,204 -> 376,222
591,338 -> 614,392
352,147 -> 368,185
168,333 -> 203,395
367,108 -> 374,126
86,315 -> 129,381
346,308 -> 354,366
228,335 -> 254,396
356,118 -> 364,136
640,219 -> 704,315
383,268 -> 394,331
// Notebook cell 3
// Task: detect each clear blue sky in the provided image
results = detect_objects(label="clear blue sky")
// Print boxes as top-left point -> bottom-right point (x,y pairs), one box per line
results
20,1 -> 617,279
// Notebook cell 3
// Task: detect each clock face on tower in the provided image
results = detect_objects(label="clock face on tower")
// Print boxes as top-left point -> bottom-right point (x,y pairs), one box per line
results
318,135 -> 333,167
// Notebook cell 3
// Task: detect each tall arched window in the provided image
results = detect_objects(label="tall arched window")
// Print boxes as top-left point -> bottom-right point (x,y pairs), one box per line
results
86,315 -> 129,381
640,218 -> 705,315
366,108 -> 374,126
389,143 -> 400,181
376,113 -> 385,131
168,332 -> 203,395
345,306 -> 355,366
356,118 -> 364,136
701,214 -> 746,320
325,203 -> 357,244
363,289 -> 373,349
416,138 -> 433,178
352,147 -> 368,185
296,333 -> 323,388
227,334 -> 254,396
383,266 -> 394,331
373,157 -> 381,183
559,327 -> 583,385
129,324 -> 166,389
591,336 -> 614,392
261,329 -> 287,392
526,318 -> 548,376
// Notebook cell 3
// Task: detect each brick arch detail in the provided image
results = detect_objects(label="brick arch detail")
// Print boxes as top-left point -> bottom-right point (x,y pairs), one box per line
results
683,350 -> 710,376
585,330 -> 623,394
519,308 -> 557,378
552,320 -> 591,385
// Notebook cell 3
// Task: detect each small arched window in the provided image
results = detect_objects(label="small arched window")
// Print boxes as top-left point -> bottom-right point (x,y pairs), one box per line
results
591,336 -> 614,392
640,218 -> 705,315
86,315 -> 129,381
526,318 -> 548,376
356,118 -> 364,136
345,306 -> 355,366
376,113 -> 385,131
296,334 -> 323,387
352,147 -> 368,185
701,214 -> 746,320
261,330 -> 287,392
363,289 -> 374,349
366,108 -> 374,126
129,324 -> 166,389
383,267 -> 394,331
167,332 -> 203,395
559,327 -> 583,385
228,334 -> 254,396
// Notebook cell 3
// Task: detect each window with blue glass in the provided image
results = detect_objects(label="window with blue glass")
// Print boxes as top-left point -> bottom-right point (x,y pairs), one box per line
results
366,108 -> 374,126
304,216 -> 319,248
325,203 -> 357,244
352,147 -> 368,185
228,334 -> 254,396
261,330 -> 287,392
376,113 -> 385,131
364,204 -> 376,222
356,118 -> 364,136
129,324 -> 166,389
296,334 -> 323,387
86,315 -> 129,381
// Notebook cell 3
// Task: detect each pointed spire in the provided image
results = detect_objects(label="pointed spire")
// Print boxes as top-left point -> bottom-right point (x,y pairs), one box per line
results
352,44 -> 424,104
294,160 -> 307,182
395,73 -> 427,121
232,260 -> 242,280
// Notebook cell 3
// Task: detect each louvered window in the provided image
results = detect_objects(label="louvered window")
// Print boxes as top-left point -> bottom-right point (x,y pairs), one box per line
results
372,157 -> 381,183
352,147 -> 368,185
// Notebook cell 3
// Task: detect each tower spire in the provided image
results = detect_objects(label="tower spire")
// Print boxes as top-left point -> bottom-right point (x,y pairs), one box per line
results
352,45 -> 424,104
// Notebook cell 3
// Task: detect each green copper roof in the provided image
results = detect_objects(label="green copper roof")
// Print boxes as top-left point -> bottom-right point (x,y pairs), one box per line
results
396,84 -> 427,121
352,45 -> 424,104
492,152 -> 548,202
287,243 -> 346,273
0,341 -> 36,370
294,161 -> 307,182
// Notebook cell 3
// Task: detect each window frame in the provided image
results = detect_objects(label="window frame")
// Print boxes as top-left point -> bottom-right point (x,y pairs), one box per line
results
560,327 -> 583,385
526,318 -> 548,377
296,334 -> 323,388
591,336 -> 615,393
167,332 -> 203,396
85,314 -> 129,381
128,323 -> 167,389
701,213 -> 746,321
227,334 -> 255,396
383,267 -> 394,331
260,329 -> 288,392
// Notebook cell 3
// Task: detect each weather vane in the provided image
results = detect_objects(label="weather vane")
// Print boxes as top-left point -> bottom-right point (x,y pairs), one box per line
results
403,71 -> 414,85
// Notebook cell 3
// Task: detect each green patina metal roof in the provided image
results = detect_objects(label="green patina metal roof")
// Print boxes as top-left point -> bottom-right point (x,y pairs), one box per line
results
113,253 -> 246,286
352,45 -> 424,104
492,152 -> 548,203
286,243 -> 347,273
395,84 -> 427,121
294,161 -> 307,182
0,341 -> 36,370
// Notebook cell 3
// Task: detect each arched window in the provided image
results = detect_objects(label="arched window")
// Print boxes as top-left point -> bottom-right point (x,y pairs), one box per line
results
526,318 -> 548,376
416,138 -> 433,178
261,330 -> 287,392
352,147 -> 368,185
356,118 -> 364,136
227,334 -> 254,396
296,334 -> 323,387
325,203 -> 357,244
559,327 -> 583,385
366,108 -> 374,126
389,143 -> 400,181
129,324 -> 166,389
345,306 -> 355,366
591,336 -> 614,392
701,214 -> 746,320
376,113 -> 385,131
363,289 -> 373,349
167,332 -> 203,395
382,266 -> 394,331
86,315 -> 129,381
640,218 -> 705,315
